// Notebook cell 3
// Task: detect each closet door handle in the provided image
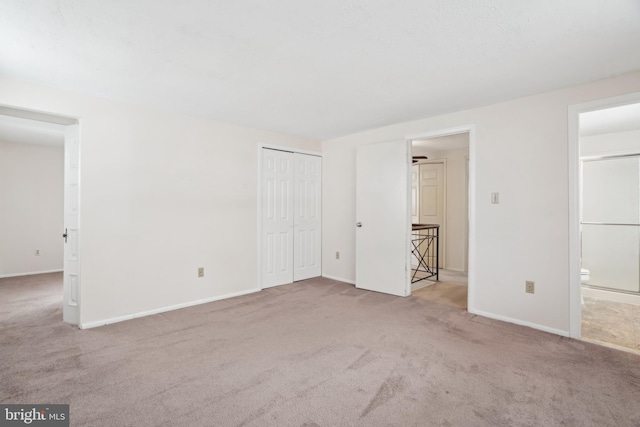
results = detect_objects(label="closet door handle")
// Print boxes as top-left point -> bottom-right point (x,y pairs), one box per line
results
62,228 -> 68,243
356,222 -> 362,228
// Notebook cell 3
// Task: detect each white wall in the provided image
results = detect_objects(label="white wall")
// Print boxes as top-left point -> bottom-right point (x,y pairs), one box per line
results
0,77 -> 320,326
322,71 -> 640,335
0,140 -> 64,276
581,129 -> 640,156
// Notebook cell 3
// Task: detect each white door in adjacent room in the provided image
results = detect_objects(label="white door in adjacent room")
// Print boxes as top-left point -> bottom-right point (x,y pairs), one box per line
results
261,148 -> 322,288
355,140 -> 411,297
419,162 -> 445,268
63,124 -> 80,325
411,165 -> 419,224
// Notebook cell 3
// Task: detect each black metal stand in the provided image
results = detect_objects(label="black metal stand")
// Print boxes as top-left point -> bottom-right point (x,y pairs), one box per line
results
411,224 -> 439,284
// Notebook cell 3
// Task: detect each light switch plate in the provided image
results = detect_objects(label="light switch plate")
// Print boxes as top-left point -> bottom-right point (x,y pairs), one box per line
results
491,192 -> 499,204
526,281 -> 535,294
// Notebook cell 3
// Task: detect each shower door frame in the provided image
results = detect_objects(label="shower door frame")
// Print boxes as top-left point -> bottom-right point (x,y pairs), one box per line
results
580,153 -> 640,296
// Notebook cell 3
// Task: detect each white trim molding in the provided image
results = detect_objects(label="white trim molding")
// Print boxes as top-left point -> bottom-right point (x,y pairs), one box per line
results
0,269 -> 63,278
80,288 -> 261,329
471,309 -> 570,337
321,274 -> 356,285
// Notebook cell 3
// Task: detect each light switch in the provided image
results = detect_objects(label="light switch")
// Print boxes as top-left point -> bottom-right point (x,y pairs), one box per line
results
491,192 -> 499,204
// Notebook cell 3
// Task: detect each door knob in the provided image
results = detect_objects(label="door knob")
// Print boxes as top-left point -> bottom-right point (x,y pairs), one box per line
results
62,228 -> 68,243
356,222 -> 362,227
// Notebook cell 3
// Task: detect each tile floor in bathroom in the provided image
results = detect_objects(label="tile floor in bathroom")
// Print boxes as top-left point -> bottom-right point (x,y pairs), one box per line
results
581,297 -> 640,354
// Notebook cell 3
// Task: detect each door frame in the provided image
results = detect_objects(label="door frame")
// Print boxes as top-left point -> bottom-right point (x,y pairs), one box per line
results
0,104 -> 81,325
405,125 -> 475,312
568,91 -> 640,338
257,144 -> 322,290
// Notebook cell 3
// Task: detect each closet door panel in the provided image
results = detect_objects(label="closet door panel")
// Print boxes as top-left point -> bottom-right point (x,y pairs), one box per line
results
293,153 -> 322,281
262,149 -> 294,288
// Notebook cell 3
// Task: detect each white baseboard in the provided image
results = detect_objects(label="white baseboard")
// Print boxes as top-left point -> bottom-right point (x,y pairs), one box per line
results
321,274 -> 355,285
469,308 -> 570,337
0,269 -> 63,279
582,286 -> 640,306
80,288 -> 261,329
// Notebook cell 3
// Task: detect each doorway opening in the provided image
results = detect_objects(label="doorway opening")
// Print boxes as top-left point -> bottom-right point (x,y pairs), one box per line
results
0,106 -> 80,326
407,127 -> 472,311
575,101 -> 640,353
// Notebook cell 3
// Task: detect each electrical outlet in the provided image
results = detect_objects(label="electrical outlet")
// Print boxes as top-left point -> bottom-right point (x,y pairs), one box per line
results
35,249 -> 40,256
335,251 -> 340,260
526,280 -> 535,294
198,267 -> 204,278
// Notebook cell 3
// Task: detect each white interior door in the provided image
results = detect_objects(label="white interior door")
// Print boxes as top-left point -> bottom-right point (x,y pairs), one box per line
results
63,124 -> 80,325
419,163 -> 445,268
262,149 -> 294,288
293,153 -> 321,281
411,165 -> 419,224
356,140 -> 411,297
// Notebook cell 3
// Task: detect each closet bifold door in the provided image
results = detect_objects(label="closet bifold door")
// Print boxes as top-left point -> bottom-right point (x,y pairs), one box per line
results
293,153 -> 321,281
262,149 -> 295,288
261,149 -> 322,288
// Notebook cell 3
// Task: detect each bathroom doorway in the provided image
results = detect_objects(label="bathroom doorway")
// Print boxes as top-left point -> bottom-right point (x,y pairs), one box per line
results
578,102 -> 640,353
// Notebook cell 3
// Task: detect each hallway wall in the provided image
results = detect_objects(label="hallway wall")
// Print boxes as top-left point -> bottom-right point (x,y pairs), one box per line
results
0,140 -> 64,277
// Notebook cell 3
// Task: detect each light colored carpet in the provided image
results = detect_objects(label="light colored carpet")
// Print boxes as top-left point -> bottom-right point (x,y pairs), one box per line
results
2,273 -> 640,426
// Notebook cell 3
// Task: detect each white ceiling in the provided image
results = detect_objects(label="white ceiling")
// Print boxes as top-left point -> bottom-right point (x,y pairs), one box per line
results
1,1 -> 640,141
